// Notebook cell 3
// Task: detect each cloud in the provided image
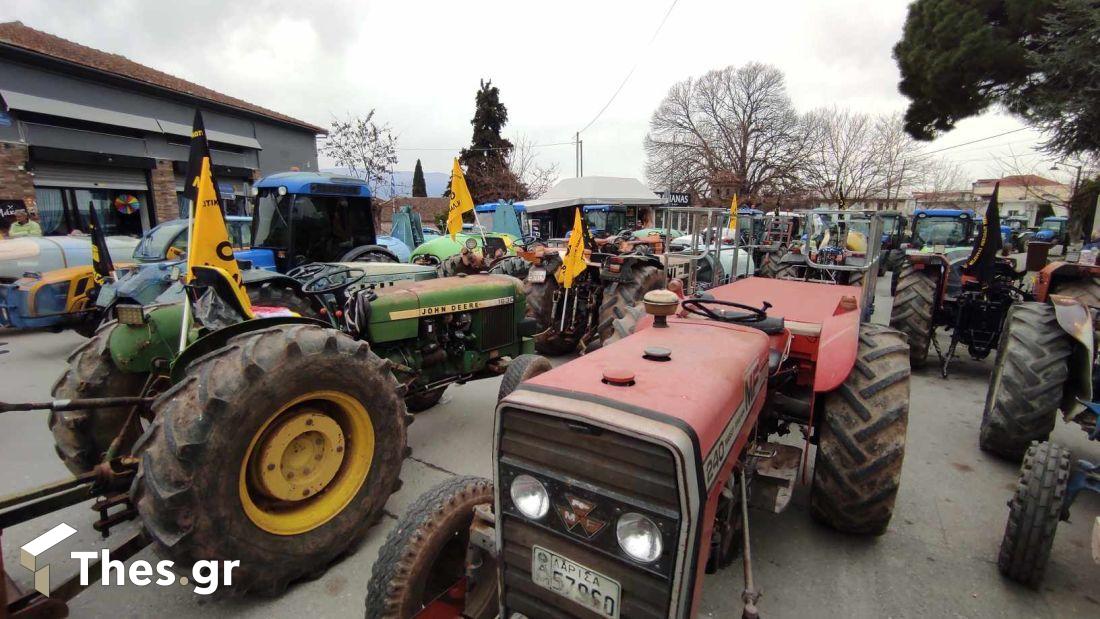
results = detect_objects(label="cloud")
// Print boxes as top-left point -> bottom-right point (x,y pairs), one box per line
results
0,0 -> 1045,188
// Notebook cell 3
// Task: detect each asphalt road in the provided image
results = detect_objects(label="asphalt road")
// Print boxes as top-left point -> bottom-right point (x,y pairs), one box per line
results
1,278 -> 1098,618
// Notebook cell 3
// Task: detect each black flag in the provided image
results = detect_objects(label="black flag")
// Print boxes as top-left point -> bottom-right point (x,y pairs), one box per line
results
964,183 -> 1002,284
87,203 -> 114,284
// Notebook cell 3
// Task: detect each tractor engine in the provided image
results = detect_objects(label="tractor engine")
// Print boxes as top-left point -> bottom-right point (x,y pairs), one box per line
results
354,274 -> 535,390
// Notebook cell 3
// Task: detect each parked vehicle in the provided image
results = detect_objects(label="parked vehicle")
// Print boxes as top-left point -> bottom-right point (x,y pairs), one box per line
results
907,208 -> 977,252
1001,215 -> 1031,252
1034,215 -> 1070,247
365,211 -> 907,618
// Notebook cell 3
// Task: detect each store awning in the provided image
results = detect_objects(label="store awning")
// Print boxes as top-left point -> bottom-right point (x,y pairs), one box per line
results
523,176 -> 664,214
157,119 -> 263,150
0,89 -> 161,132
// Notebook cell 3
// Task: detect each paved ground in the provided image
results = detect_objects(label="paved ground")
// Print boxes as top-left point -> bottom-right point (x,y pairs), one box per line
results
1,278 -> 1098,618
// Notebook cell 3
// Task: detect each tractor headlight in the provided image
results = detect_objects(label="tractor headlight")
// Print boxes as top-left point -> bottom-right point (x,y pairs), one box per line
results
616,512 -> 662,563
510,474 -> 549,520
115,304 -> 147,326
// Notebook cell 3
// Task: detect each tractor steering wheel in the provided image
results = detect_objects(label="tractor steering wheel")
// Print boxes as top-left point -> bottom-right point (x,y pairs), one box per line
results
681,298 -> 771,324
288,263 -> 336,282
302,267 -> 367,296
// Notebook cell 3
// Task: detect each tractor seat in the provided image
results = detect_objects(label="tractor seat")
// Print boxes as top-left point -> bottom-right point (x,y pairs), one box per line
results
712,310 -> 786,335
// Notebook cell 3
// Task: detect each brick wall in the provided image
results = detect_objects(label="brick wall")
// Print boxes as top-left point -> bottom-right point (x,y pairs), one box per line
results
0,141 -> 36,212
150,159 -> 177,223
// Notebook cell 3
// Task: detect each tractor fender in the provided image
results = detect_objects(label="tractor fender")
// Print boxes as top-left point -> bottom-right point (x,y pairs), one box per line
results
241,269 -> 302,293
169,315 -> 331,383
600,253 -> 663,282
1049,294 -> 1095,410
1034,261 -> 1100,302
812,308 -> 862,393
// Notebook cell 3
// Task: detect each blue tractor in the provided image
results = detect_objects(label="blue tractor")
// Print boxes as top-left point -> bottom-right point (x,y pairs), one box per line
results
1033,215 -> 1069,247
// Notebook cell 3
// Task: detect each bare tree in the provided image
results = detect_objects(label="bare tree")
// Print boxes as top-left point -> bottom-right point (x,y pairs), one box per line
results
643,63 -> 816,202
319,110 -> 398,194
507,134 -> 559,199
918,158 -> 967,194
875,113 -> 927,205
802,107 -> 883,204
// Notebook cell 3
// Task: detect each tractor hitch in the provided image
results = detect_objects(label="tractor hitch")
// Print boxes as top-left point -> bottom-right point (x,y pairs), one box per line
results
0,397 -> 155,415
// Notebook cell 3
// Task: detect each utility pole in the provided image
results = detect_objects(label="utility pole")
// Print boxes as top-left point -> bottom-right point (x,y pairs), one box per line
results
575,132 -> 584,178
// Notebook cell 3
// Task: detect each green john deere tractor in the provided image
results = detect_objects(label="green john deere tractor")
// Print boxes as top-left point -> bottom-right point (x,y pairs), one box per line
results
43,258 -> 539,595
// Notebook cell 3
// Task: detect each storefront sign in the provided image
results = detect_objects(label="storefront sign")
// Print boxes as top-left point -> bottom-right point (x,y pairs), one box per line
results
657,191 -> 691,207
0,199 -> 26,217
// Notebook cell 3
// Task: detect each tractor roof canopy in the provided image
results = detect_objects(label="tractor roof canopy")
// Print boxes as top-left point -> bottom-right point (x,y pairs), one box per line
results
914,209 -> 974,219
254,172 -> 371,198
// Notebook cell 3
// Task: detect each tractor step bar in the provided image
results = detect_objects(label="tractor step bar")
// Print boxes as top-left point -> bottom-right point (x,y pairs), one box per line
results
749,442 -> 803,514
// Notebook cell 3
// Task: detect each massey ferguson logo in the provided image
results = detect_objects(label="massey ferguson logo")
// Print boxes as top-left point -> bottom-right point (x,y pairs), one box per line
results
556,495 -> 607,538
703,357 -> 768,487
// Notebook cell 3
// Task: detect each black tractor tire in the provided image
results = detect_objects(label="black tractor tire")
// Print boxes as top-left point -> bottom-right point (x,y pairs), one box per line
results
132,324 -> 407,595
487,255 -> 531,280
438,254 -> 472,277
71,311 -> 104,339
524,256 -> 581,356
247,283 -> 320,319
811,324 -> 910,535
405,387 -> 447,413
889,262 -> 936,368
498,354 -> 552,402
596,264 -> 665,346
979,303 -> 1073,461
997,441 -> 1071,588
366,476 -> 497,619
50,321 -> 149,475
341,247 -> 399,263
758,248 -> 784,278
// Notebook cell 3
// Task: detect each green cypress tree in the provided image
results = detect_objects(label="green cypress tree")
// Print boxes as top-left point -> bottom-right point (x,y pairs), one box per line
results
411,159 -> 427,197
459,79 -> 525,203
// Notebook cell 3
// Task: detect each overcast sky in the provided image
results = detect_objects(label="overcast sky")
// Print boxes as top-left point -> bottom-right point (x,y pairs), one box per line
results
0,0 -> 1072,188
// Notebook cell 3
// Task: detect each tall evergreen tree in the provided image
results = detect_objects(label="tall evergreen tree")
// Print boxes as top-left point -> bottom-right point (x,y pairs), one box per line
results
459,79 -> 525,203
411,159 -> 427,197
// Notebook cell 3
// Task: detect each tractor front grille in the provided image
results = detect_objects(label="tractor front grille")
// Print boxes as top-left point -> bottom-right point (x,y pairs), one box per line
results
497,407 -> 680,618
479,302 -> 515,351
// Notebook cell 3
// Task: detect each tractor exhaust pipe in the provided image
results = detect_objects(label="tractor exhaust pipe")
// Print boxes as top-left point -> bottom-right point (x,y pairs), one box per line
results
0,397 -> 154,414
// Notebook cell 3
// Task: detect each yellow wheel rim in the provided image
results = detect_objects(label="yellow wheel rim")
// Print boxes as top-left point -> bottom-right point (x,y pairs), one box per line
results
239,390 -> 374,535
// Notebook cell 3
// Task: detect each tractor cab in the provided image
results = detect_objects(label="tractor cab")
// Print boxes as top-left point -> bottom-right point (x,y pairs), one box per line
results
908,209 -> 976,251
250,172 -> 410,271
772,209 -> 889,294
1034,216 -> 1069,244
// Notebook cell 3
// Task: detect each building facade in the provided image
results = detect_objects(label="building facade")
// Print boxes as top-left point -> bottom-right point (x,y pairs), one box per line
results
0,21 -> 323,237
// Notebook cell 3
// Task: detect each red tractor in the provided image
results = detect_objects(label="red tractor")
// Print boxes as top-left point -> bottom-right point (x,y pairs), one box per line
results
364,218 -> 911,618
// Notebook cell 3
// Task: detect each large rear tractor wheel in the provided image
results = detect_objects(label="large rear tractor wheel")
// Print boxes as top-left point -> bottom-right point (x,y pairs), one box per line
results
366,476 -> 497,619
133,324 -> 408,595
247,284 -> 320,319
889,262 -> 936,368
596,264 -> 665,347
980,303 -> 1072,461
50,322 -> 149,474
524,255 -> 580,356
811,324 -> 910,535
498,354 -> 552,402
758,248 -> 784,278
997,441 -> 1070,587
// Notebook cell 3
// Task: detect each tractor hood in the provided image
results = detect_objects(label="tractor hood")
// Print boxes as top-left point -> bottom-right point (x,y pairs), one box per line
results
510,319 -> 770,487
366,274 -> 524,342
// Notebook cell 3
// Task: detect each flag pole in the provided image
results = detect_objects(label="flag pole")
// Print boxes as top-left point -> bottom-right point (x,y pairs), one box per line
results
178,201 -> 194,354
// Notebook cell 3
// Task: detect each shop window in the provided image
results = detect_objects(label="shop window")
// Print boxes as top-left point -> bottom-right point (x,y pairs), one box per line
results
34,188 -> 147,237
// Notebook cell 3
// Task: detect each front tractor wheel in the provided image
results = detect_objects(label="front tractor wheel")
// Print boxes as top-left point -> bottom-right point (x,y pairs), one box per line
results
366,476 -> 497,619
811,324 -> 910,535
133,324 -> 408,595
50,321 -> 150,474
980,303 -> 1072,461
497,354 -> 552,402
998,441 -> 1070,587
889,262 -> 936,368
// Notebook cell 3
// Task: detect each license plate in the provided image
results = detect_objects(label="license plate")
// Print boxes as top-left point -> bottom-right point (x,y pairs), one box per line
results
527,267 -> 547,283
531,545 -> 620,618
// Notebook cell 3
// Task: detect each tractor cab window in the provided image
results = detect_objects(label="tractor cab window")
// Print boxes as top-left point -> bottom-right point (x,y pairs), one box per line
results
252,191 -> 292,251
913,217 -> 969,247
289,194 -> 376,263
133,220 -> 189,262
1040,219 -> 1064,232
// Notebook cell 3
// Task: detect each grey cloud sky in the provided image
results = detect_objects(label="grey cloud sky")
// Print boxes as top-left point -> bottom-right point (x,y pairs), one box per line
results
0,0 -> 1068,188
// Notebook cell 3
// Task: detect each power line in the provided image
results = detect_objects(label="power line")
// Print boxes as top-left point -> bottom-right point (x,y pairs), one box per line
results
908,127 -> 1031,160
390,141 -> 575,152
578,0 -> 681,135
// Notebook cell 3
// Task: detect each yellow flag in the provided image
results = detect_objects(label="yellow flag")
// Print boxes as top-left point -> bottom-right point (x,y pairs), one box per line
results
447,158 -> 475,239
561,208 -> 587,289
184,111 -> 251,315
728,193 -> 739,231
